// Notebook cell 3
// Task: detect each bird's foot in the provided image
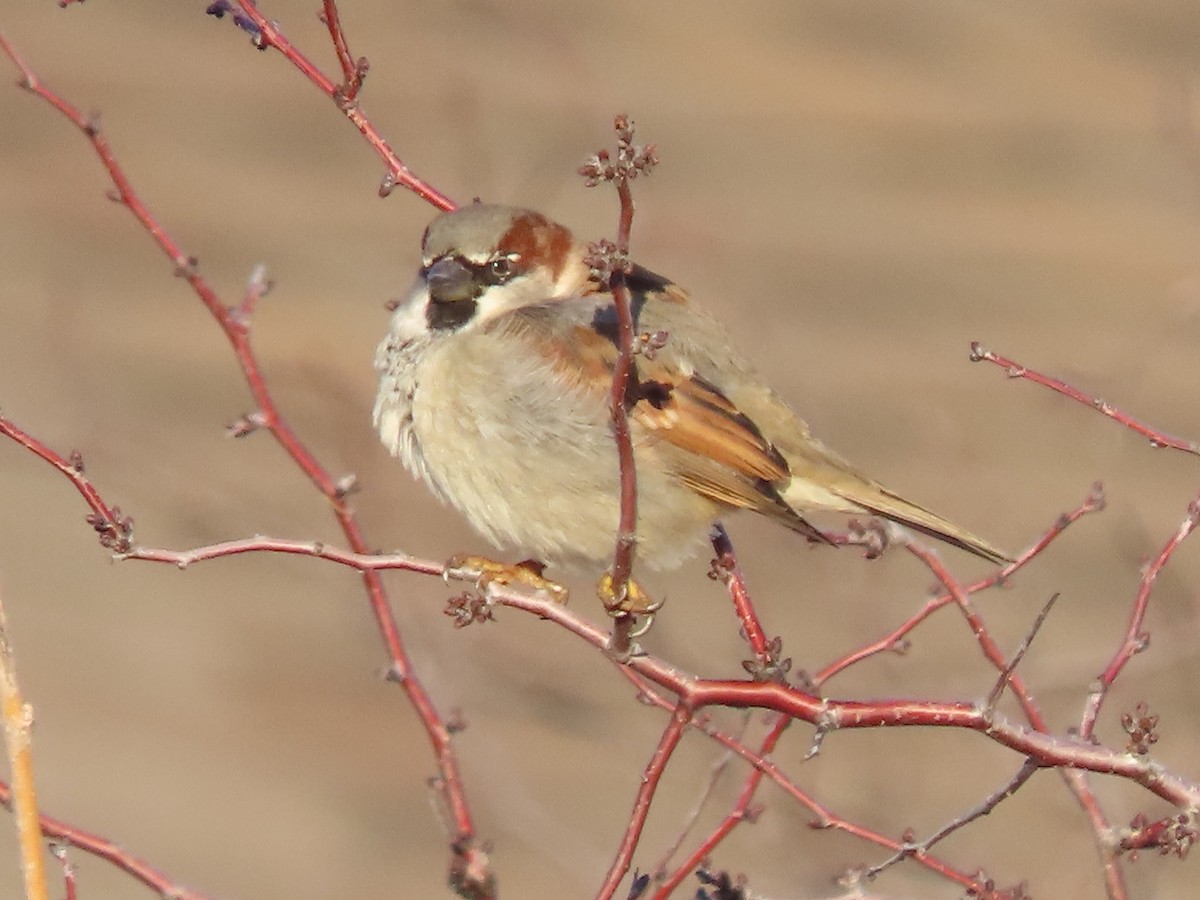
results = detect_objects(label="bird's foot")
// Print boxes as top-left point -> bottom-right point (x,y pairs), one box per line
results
596,573 -> 661,616
596,573 -> 664,643
445,554 -> 569,604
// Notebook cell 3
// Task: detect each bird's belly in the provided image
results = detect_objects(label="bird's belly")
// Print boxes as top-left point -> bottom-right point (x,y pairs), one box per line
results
407,348 -> 718,570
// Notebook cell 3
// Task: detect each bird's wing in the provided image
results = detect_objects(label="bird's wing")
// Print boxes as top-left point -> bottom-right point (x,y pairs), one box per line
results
510,268 -> 1010,564
511,279 -> 831,543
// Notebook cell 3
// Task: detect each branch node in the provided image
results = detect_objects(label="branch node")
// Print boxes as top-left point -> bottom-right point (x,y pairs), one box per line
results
85,508 -> 133,554
333,473 -> 360,500
225,410 -> 268,438
173,256 -> 199,278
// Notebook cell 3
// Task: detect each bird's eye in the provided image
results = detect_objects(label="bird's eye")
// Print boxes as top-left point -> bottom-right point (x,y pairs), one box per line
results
487,256 -> 516,283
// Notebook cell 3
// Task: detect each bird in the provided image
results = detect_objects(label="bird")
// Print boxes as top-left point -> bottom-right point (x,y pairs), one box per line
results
373,204 -> 1011,611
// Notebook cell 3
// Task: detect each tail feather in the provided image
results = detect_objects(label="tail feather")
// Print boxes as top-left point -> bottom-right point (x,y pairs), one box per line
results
841,484 -> 1013,565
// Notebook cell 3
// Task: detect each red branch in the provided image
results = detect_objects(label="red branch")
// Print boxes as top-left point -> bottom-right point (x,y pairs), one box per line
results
317,0 -> 365,105
609,182 -> 639,601
1079,494 -> 1200,739
581,114 -> 659,652
0,779 -> 216,900
9,413 -> 1200,893
597,704 -> 691,899
902,535 -> 1129,898
971,342 -> 1200,456
9,14 -> 1200,896
653,713 -> 790,898
220,0 -> 454,208
0,35 -> 488,894
619,666 -> 1007,895
814,483 -> 1105,686
709,525 -> 774,670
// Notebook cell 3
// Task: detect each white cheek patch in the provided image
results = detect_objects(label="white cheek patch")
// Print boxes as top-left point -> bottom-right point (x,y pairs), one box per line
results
388,281 -> 433,342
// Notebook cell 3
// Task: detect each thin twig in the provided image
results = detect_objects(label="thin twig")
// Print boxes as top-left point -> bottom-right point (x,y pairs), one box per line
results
1079,493 -> 1200,740
986,593 -> 1060,713
0,779 -> 216,900
971,341 -> 1200,457
653,713 -> 790,899
649,712 -> 745,884
0,36 -> 486,891
581,115 -> 659,654
596,703 -> 691,899
220,1 -> 454,207
865,759 -> 1041,880
710,525 -> 771,664
903,537 -> 1128,900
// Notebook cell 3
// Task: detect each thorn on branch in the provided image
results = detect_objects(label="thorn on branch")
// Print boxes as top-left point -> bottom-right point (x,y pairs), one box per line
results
173,256 -> 199,278
232,263 -> 273,324
225,410 -> 268,438
83,111 -> 101,138
803,718 -> 834,760
334,473 -> 360,500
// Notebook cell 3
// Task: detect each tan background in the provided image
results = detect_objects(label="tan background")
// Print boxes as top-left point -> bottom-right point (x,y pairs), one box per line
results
3,2 -> 1200,898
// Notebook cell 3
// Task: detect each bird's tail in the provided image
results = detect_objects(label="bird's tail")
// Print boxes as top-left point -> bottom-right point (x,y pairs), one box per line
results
841,483 -> 1012,565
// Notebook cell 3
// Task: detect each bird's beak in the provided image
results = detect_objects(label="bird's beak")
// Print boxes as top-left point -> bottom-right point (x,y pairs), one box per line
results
425,257 -> 475,305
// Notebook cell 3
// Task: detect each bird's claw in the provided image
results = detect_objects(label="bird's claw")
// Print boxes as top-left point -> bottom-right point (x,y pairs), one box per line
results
596,573 -> 663,640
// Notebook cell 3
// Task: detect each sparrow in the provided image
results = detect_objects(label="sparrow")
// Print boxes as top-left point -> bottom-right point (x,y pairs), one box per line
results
373,204 -> 1011,598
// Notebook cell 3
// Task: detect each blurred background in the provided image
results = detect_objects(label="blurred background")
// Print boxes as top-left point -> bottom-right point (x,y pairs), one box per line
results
3,2 -> 1200,897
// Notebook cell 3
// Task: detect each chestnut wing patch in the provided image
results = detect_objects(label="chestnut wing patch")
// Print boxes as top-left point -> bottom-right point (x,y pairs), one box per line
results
530,304 -> 831,544
632,368 -> 831,542
635,372 -> 788,483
